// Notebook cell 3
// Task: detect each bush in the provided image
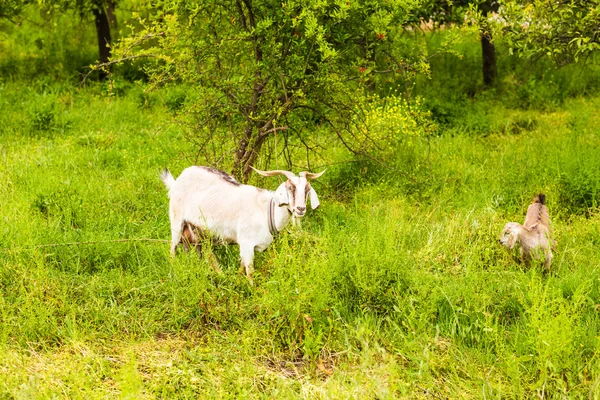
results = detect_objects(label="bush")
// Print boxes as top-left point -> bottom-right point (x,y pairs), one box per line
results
352,94 -> 435,153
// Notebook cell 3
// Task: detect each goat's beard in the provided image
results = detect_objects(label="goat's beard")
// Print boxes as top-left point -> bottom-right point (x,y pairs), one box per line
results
291,215 -> 301,228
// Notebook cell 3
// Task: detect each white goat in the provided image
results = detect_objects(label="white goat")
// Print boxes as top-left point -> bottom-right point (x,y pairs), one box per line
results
499,193 -> 553,269
160,166 -> 325,282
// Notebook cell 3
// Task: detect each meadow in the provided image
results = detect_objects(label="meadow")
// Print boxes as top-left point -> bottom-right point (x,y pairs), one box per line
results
2,11 -> 600,399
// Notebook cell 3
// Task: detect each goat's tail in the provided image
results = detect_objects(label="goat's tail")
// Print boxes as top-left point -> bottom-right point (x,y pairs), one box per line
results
533,193 -> 546,205
160,168 -> 176,191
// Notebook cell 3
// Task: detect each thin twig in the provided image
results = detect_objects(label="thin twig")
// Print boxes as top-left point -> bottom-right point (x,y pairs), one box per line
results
2,238 -> 170,254
37,238 -> 170,247
79,54 -> 158,86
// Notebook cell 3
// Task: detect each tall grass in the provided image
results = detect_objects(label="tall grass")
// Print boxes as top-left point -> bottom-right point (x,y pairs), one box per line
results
1,74 -> 600,397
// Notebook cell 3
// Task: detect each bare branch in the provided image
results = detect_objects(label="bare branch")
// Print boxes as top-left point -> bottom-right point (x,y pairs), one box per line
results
260,126 -> 289,137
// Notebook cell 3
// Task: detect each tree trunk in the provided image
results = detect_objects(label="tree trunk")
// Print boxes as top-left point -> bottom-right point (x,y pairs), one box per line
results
107,1 -> 117,30
92,5 -> 112,79
479,1 -> 499,87
240,141 -> 265,183
481,31 -> 497,86
232,123 -> 255,180
232,124 -> 267,183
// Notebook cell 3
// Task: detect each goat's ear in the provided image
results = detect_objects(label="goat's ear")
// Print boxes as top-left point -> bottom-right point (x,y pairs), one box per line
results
275,185 -> 289,207
309,188 -> 320,209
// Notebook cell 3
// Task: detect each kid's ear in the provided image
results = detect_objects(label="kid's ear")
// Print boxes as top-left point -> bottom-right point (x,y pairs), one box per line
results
309,187 -> 320,209
275,185 -> 289,206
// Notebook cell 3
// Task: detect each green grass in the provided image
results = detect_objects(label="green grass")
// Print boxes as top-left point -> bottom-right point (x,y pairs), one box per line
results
2,13 -> 600,395
1,76 -> 600,398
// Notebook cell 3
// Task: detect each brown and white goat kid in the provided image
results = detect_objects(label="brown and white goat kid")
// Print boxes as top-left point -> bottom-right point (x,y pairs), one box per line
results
160,166 -> 325,283
499,193 -> 553,269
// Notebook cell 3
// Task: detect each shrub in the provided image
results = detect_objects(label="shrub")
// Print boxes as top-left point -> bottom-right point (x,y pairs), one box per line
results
353,94 -> 435,154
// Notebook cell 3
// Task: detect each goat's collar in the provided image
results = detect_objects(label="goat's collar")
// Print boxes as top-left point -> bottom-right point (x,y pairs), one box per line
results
268,197 -> 279,237
268,197 -> 291,238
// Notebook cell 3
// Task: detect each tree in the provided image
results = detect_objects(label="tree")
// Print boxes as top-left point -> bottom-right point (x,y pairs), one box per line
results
417,0 -> 499,86
478,1 -> 499,86
0,0 -> 28,22
497,0 -> 600,65
38,0 -> 115,75
91,0 -> 112,67
111,0 -> 427,181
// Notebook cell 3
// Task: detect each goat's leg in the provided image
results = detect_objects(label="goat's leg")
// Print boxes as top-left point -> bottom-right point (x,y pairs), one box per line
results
181,224 -> 196,253
180,224 -> 223,274
522,252 -> 532,269
207,250 -> 222,274
169,220 -> 184,257
544,251 -> 553,271
239,243 -> 255,285
196,240 -> 222,274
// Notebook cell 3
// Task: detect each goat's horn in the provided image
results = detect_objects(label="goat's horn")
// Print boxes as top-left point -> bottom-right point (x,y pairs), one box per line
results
300,169 -> 326,180
251,167 -> 296,180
